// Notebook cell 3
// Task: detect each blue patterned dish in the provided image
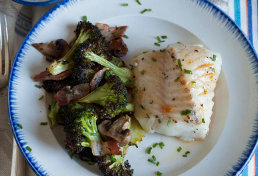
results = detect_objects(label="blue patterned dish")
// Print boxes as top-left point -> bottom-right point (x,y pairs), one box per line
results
12,0 -> 60,6
8,0 -> 258,175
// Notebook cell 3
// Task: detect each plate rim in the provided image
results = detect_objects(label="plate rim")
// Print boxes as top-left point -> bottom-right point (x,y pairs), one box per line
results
8,0 -> 258,175
12,0 -> 60,6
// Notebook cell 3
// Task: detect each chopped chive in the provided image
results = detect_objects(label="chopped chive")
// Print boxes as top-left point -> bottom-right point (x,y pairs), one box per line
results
184,69 -> 192,74
212,68 -> 215,72
177,146 -> 182,152
212,54 -> 216,61
146,113 -> 150,118
202,118 -> 205,123
26,146 -> 32,152
133,86 -> 138,92
177,41 -> 182,44
161,35 -> 167,39
185,151 -> 190,155
82,16 -> 87,22
141,70 -> 146,75
143,51 -> 148,54
34,84 -> 42,89
191,81 -> 196,83
174,77 -> 180,82
140,105 -> 145,110
159,142 -> 165,149
69,152 -> 74,159
160,49 -> 165,52
167,119 -> 171,126
121,3 -> 129,6
123,34 -> 128,39
146,147 -> 152,154
152,57 -> 157,62
154,42 -> 160,47
113,31 -> 118,37
156,36 -> 161,42
158,119 -> 161,123
17,124 -> 23,129
177,59 -> 182,71
182,154 -> 187,157
152,155 -> 157,161
136,0 -> 142,5
156,161 -> 160,166
140,8 -> 152,14
148,158 -> 156,164
153,143 -> 159,148
156,171 -> 163,176
181,109 -> 192,116
40,122 -> 48,125
38,95 -> 44,100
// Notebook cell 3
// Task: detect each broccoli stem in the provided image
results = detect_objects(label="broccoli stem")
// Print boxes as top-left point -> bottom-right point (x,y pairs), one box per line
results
78,83 -> 117,106
85,52 -> 133,85
48,30 -> 90,75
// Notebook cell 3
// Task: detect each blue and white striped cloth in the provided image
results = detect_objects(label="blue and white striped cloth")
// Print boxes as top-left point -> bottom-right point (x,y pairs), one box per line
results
227,0 -> 257,175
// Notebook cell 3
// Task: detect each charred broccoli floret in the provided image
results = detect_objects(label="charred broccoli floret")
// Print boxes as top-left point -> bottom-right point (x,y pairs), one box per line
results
84,51 -> 133,86
70,65 -> 95,85
77,75 -> 133,117
97,155 -> 133,176
60,104 -> 101,154
48,21 -> 108,75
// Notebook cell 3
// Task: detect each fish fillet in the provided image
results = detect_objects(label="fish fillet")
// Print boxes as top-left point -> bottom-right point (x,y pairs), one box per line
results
128,44 -> 222,141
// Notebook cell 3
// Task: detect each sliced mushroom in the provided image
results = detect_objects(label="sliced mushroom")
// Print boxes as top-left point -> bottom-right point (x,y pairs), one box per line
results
98,116 -> 132,146
90,67 -> 109,91
33,69 -> 72,82
32,39 -> 70,62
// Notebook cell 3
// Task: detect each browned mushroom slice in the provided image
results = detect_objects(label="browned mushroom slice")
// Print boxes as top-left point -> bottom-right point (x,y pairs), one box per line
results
33,69 -> 72,82
90,67 -> 109,91
98,116 -> 132,146
109,38 -> 128,57
32,39 -> 70,62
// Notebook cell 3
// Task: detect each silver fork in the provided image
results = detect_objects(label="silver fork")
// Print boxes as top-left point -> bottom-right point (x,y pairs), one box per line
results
0,14 -> 9,89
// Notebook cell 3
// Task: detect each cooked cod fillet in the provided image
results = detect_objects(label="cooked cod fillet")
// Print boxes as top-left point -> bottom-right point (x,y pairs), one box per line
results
129,43 -> 222,141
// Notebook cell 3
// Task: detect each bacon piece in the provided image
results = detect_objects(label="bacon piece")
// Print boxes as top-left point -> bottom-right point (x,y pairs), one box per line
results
101,140 -> 122,155
54,83 -> 90,105
109,38 -> 128,57
95,23 -> 128,42
33,70 -> 72,82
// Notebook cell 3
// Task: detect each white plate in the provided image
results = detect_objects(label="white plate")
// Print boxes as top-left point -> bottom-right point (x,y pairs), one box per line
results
8,0 -> 258,175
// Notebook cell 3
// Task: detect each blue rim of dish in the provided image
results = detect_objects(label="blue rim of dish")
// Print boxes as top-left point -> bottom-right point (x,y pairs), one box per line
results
12,0 -> 60,6
8,0 -> 258,176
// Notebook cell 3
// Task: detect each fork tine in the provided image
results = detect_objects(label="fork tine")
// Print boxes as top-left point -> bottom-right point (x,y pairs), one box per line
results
0,17 -> 2,74
3,15 -> 9,76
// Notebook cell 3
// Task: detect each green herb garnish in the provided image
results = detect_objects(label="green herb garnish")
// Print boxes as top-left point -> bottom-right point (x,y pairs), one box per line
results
156,161 -> 160,166
152,155 -> 157,161
160,49 -> 165,52
148,158 -> 156,164
121,3 -> 129,6
113,31 -> 118,37
146,147 -> 152,154
141,8 -> 152,14
177,59 -> 182,71
82,16 -> 87,22
34,84 -> 42,89
136,0 -> 142,5
17,124 -> 23,129
184,69 -> 192,74
40,122 -> 48,125
26,146 -> 32,152
212,54 -> 216,61
177,41 -> 182,44
133,86 -> 138,93
161,36 -> 167,39
191,81 -> 196,83
141,70 -> 146,75
38,95 -> 44,100
167,119 -> 171,126
158,119 -> 161,123
123,34 -> 128,39
156,171 -> 163,176
159,142 -> 165,149
152,57 -> 157,62
140,105 -> 145,110
177,146 -> 182,152
154,42 -> 160,47
174,77 -> 180,82
153,143 -> 159,148
181,109 -> 192,116
202,118 -> 205,123
146,113 -> 150,118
